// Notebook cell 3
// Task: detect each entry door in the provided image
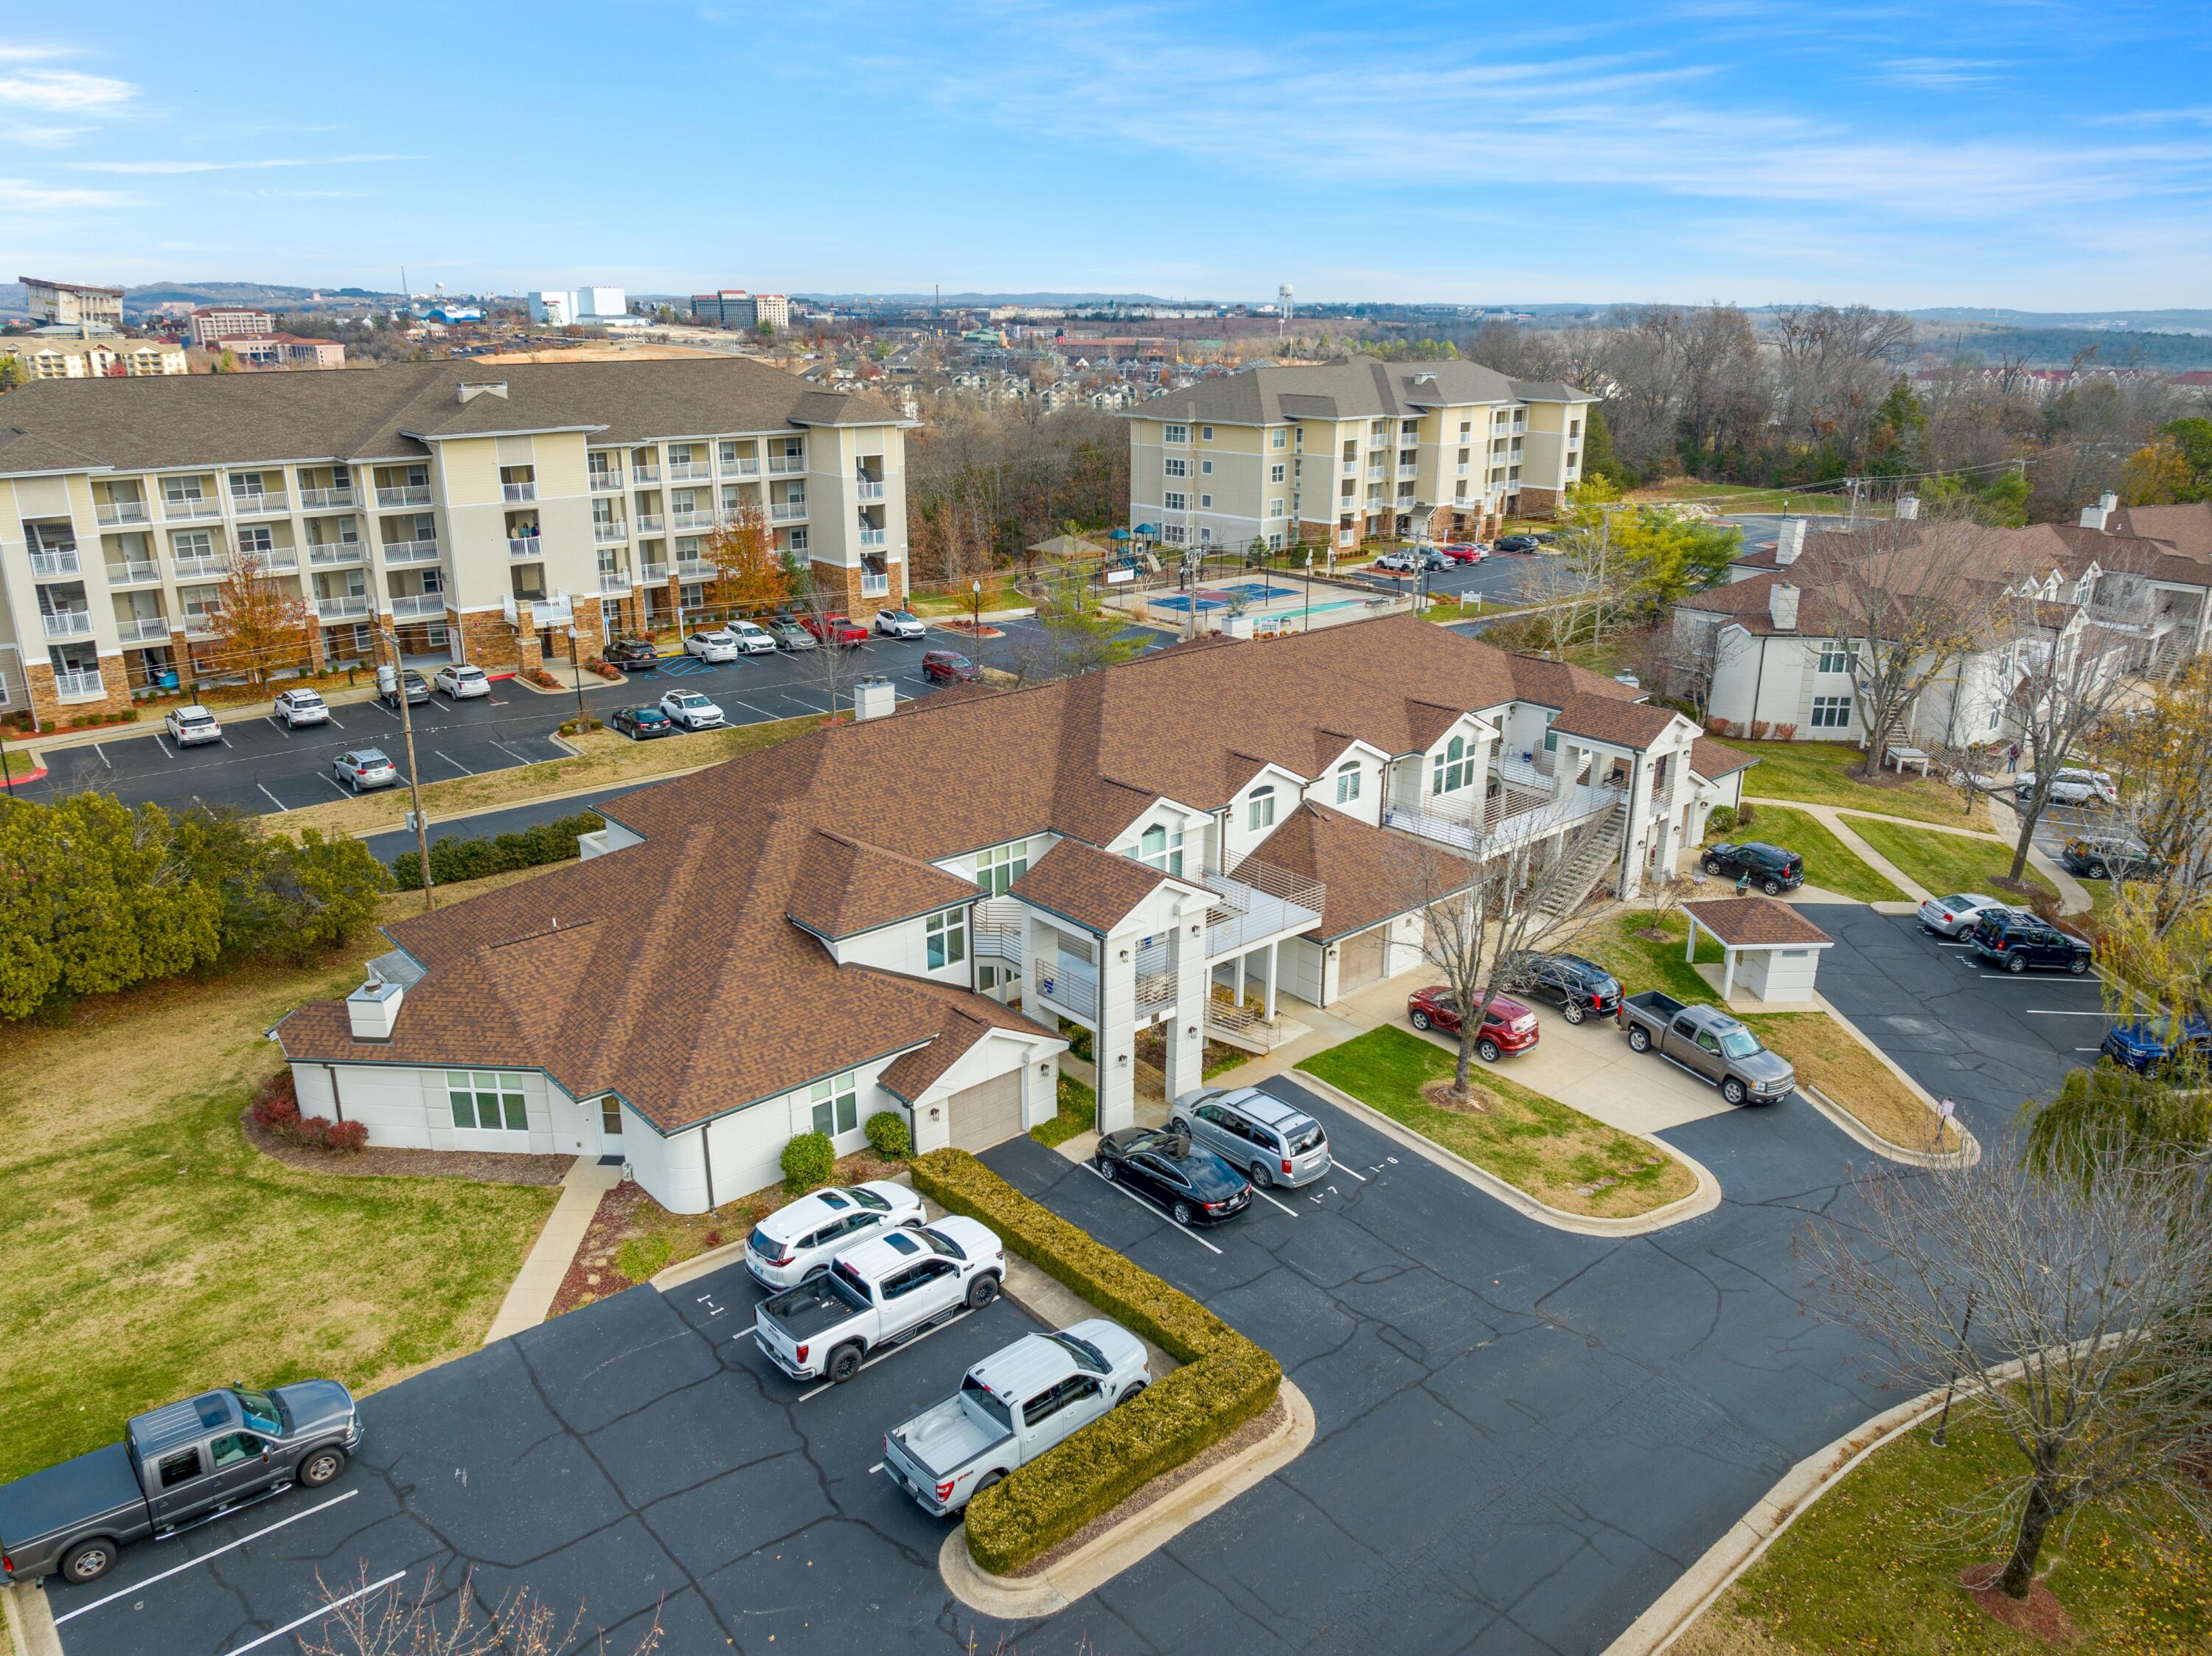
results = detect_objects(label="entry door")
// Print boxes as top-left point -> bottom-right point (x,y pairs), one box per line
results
945,1070 -> 1023,1151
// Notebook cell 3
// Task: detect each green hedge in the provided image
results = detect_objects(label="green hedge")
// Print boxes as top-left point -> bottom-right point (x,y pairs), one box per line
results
390,810 -> 604,891
910,1149 -> 1281,1576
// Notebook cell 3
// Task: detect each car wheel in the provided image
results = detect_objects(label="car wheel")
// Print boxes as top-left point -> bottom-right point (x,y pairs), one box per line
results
1171,1200 -> 1195,1226
1409,1009 -> 1433,1031
1096,1155 -> 1115,1180
1116,1380 -> 1147,1407
2007,953 -> 2028,974
1169,1116 -> 1190,1137
1722,1078 -> 1748,1107
803,1264 -> 827,1281
965,1273 -> 1001,1310
972,1470 -> 1005,1498
1562,1000 -> 1585,1025
827,1344 -> 864,1383
1762,877 -> 1784,896
2068,955 -> 2090,976
2087,860 -> 2108,879
1250,1161 -> 1274,1189
1477,1038 -> 1502,1063
1703,858 -> 1724,875
1628,1025 -> 1651,1053
347,773 -> 360,793
60,1539 -> 116,1584
299,1447 -> 347,1488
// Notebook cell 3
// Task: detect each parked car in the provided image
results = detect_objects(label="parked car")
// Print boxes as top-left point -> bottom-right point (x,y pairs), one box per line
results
685,629 -> 740,663
610,703 -> 675,741
2017,768 -> 2116,808
658,689 -> 726,731
434,664 -> 490,699
605,637 -> 661,671
1500,950 -> 1622,1025
1406,986 -> 1540,1061
331,748 -> 397,791
1093,1127 -> 1252,1225
1916,892 -> 2014,937
2098,1015 -> 2211,1076
766,616 -> 816,652
1439,543 -> 1487,564
753,1219 -> 1004,1383
2060,833 -> 2158,880
1372,548 -> 1444,574
1969,910 -> 2093,975
743,1181 -> 926,1291
922,649 -> 980,684
882,1321 -> 1150,1516
1168,1087 -> 1330,1189
874,608 -> 927,639
0,1383 -> 361,1584
375,664 -> 430,707
1616,992 -> 1796,1106
272,688 -> 330,728
1494,534 -> 1541,553
728,619 -> 778,655
164,704 -> 221,746
1700,841 -> 1806,895
801,611 -> 869,647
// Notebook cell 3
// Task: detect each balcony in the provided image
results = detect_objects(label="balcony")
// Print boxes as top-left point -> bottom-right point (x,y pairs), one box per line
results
1340,461 -> 1359,476
589,472 -> 622,493
314,595 -> 372,622
53,668 -> 105,701
639,561 -> 670,581
262,550 -> 300,572
631,465 -> 661,484
594,521 -> 628,543
855,479 -> 886,499
41,610 -> 95,640
633,513 -> 666,534
771,501 -> 807,523
231,492 -> 290,518
1200,857 -> 1326,961
1134,970 -> 1177,1012
1035,954 -> 1098,1021
29,548 -> 81,579
767,455 -> 806,475
164,497 -> 223,521
377,484 -> 432,507
1366,462 -> 1385,479
720,456 -> 760,477
1399,464 -> 1419,479
508,537 -> 546,558
383,538 -> 441,565
96,501 -> 150,526
390,592 -> 446,619
858,527 -> 887,547
114,615 -> 173,645
1456,462 -> 1471,476
181,612 -> 219,637
667,460 -> 712,481
1382,772 -> 1624,860
173,554 -> 226,580
1205,995 -> 1297,1054
502,482 -> 537,503
307,543 -> 362,566
671,509 -> 719,531
299,486 -> 356,509
675,558 -> 716,582
598,568 -> 633,592
106,560 -> 161,585
860,571 -> 890,598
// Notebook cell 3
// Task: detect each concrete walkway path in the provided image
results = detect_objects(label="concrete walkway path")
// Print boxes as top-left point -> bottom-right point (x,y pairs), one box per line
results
1744,793 -> 2093,915
484,1156 -> 622,1342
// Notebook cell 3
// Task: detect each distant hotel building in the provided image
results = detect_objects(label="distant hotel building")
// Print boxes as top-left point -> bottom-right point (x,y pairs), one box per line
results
526,287 -> 627,327
691,291 -> 790,331
21,276 -> 125,330
3,336 -> 188,381
190,307 -> 275,347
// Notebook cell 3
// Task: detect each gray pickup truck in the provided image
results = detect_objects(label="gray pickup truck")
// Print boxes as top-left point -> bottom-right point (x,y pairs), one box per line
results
1616,991 -> 1796,1106
0,1383 -> 361,1585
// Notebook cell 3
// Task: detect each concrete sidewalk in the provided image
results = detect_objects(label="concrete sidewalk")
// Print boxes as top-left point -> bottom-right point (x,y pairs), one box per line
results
1745,793 -> 2093,915
483,1156 -> 622,1342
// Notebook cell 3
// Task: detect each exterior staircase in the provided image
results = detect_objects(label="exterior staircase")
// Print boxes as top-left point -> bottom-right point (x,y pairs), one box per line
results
1537,802 -> 1628,920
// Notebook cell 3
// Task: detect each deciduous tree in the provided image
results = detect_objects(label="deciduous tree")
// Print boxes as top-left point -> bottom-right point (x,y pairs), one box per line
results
204,544 -> 312,687
698,495 -> 787,619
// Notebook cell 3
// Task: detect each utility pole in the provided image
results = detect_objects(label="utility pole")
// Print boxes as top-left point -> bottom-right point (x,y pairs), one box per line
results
383,627 -> 435,912
566,626 -> 585,726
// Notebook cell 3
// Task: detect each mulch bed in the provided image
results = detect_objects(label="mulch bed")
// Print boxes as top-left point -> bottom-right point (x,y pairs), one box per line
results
1961,1562 -> 2079,1645
936,619 -> 1006,638
241,1110 -> 574,1185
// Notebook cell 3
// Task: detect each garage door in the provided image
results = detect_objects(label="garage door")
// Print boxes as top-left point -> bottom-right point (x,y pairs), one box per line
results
1338,927 -> 1388,993
946,1069 -> 1025,1152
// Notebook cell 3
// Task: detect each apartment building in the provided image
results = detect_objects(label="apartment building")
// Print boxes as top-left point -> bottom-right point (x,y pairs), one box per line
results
189,307 -> 275,347
691,291 -> 791,331
0,358 -> 910,726
226,334 -> 347,370
275,613 -> 1750,1214
21,276 -> 125,330
1126,356 -> 1596,555
2,335 -> 188,380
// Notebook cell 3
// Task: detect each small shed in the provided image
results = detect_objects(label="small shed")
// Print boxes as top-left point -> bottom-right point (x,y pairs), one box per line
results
1681,897 -> 1834,1003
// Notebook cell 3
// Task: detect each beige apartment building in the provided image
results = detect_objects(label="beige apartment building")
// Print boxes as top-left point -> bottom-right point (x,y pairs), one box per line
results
1125,356 -> 1595,554
21,277 -> 125,330
2,335 -> 189,380
0,358 -> 909,726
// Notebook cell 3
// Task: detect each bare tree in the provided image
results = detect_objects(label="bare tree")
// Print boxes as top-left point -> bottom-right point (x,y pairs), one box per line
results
300,1567 -> 663,1655
794,585 -> 869,716
1805,1133 -> 2212,1602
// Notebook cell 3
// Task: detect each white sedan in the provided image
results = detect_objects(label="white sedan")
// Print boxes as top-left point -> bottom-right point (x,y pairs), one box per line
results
658,689 -> 726,731
164,704 -> 223,745
728,620 -> 778,655
685,630 -> 740,663
1916,892 -> 2012,937
873,608 -> 926,639
742,1181 -> 926,1290
434,664 -> 491,698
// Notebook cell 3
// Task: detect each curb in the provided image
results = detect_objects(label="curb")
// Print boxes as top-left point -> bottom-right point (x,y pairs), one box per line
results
938,1380 -> 1315,1618
1800,1083 -> 1980,1171
1288,1069 -> 1722,1236
3,1581 -> 61,1656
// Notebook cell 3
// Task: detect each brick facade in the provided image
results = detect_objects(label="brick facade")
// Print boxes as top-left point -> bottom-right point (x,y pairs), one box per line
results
807,559 -> 904,620
1515,486 -> 1561,518
24,655 -> 134,728
455,607 -> 532,674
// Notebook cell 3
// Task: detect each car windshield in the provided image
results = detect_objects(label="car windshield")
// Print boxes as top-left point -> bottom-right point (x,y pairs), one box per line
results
919,1225 -> 967,1260
960,1374 -> 1014,1433
847,1186 -> 890,1211
747,1225 -> 779,1256
676,695 -> 707,707
232,1388 -> 283,1434
1718,1030 -> 1764,1061
1046,1331 -> 1110,1374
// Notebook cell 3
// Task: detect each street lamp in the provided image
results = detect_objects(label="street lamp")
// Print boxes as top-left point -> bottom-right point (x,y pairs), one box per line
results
970,577 -> 982,636
565,626 -> 585,725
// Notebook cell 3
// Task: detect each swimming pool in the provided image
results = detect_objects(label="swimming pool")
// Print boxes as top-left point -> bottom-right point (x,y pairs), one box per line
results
1151,582 -> 1304,613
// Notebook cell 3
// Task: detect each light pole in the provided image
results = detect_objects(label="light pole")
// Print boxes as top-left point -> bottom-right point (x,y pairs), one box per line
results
381,627 -> 435,912
970,577 -> 982,637
1302,548 -> 1313,633
565,626 -> 585,726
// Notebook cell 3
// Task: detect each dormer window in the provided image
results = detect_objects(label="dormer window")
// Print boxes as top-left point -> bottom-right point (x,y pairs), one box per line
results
1431,735 -> 1472,796
1138,823 -> 1185,875
1247,784 -> 1276,832
1335,760 -> 1361,804
974,840 -> 1030,894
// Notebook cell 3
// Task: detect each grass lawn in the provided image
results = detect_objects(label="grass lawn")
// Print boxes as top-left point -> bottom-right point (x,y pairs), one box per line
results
1742,1012 -> 1960,1153
1723,804 -> 1907,904
1736,740 -> 1991,831
1847,816 -> 2056,907
1032,1072 -> 1099,1149
1674,1410 -> 2211,1656
909,575 -> 1026,616
0,747 -> 41,782
0,876 -> 565,1485
1627,480 -> 1857,516
1571,911 -> 1727,1005
1298,1026 -> 1695,1218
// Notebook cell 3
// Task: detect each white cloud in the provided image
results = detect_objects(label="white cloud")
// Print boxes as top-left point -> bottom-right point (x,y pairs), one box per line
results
66,153 -> 417,173
1878,56 -> 2003,88
0,67 -> 136,113
0,176 -> 136,209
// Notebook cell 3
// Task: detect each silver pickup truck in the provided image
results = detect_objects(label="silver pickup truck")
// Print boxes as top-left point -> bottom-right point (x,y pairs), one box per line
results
882,1320 -> 1150,1515
1616,990 -> 1796,1106
755,1217 -> 1004,1384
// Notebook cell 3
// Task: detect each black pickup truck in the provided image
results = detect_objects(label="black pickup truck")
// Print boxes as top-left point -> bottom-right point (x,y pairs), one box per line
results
0,1383 -> 361,1584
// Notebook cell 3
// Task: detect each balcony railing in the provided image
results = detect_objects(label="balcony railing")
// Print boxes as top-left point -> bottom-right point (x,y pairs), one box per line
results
173,554 -> 226,580
1399,464 -> 1419,478
634,513 -> 666,534
502,482 -> 537,502
1340,461 -> 1359,476
768,455 -> 806,474
96,501 -> 150,526
1036,955 -> 1098,1020
389,593 -> 446,619
1383,775 -> 1624,860
41,610 -> 94,639
1205,995 -> 1295,1053
307,543 -> 363,566
598,568 -> 633,591
299,487 -> 356,509
29,549 -> 81,578
857,527 -> 887,546
1200,857 -> 1326,961
114,616 -> 173,644
314,595 -> 372,621
508,537 -> 545,557
771,501 -> 807,522
383,539 -> 441,564
1134,970 -> 1177,1012
720,457 -> 760,477
262,551 -> 300,572
231,492 -> 290,517
106,560 -> 161,585
53,668 -> 105,700
639,561 -> 670,581
860,572 -> 890,598
594,521 -> 628,543
164,497 -> 222,521
667,461 -> 712,481
855,479 -> 886,499
671,509 -> 719,531
181,612 -> 220,637
377,484 -> 432,507
589,473 -> 622,493
631,465 -> 661,484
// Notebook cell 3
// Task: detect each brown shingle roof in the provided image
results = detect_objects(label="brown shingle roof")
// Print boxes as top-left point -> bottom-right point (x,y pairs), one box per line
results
1009,838 -> 1179,933
1688,737 -> 1755,781
786,829 -> 978,939
1683,897 -> 1833,947
2110,502 -> 2212,563
1257,802 -> 1475,942
1549,695 -> 1688,751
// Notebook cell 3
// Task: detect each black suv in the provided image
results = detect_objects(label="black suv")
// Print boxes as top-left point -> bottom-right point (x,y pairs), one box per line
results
1495,533 -> 1540,553
2059,834 -> 2158,881
1503,950 -> 1623,1024
1969,911 -> 2093,975
1700,841 -> 1806,894
605,637 -> 661,671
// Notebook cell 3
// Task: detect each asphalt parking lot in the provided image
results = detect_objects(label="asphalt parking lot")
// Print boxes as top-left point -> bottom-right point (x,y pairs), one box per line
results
1347,549 -> 1545,608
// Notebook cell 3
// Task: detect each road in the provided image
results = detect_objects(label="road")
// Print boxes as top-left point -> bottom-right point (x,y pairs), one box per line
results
1343,549 -> 1548,609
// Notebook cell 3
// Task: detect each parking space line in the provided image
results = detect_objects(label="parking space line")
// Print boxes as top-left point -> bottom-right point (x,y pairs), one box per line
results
434,749 -> 475,776
1251,1187 -> 1300,1218
92,742 -> 114,768
257,784 -> 290,812
869,1461 -> 885,1475
1328,1159 -> 1368,1182
2024,1009 -> 2104,1016
265,715 -> 288,734
1083,1166 -> 1224,1254
793,1307 -> 975,1401
221,1568 -> 406,1655
154,734 -> 175,758
321,773 -> 351,798
326,713 -> 345,729
54,1491 -> 361,1624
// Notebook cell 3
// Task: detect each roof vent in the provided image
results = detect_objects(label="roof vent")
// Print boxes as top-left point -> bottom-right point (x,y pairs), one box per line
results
346,977 -> 403,1040
1768,582 -> 1800,633
457,381 -> 509,405
1413,372 -> 1436,386
1894,493 -> 1920,521
852,676 -> 895,722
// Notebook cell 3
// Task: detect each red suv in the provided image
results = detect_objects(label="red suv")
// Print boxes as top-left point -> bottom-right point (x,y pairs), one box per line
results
922,649 -> 979,683
801,612 -> 868,647
1406,987 -> 1540,1062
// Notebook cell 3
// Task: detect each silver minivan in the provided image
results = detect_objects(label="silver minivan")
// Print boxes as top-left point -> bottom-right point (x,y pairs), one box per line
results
1168,1087 -> 1330,1189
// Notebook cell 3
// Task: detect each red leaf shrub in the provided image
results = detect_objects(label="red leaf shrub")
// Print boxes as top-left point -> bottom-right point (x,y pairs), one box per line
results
1770,722 -> 1798,741
250,1071 -> 301,1129
1707,717 -> 1736,737
322,1119 -> 370,1152
1750,720 -> 1773,740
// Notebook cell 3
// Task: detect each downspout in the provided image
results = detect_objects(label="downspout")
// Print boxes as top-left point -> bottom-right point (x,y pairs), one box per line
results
701,1125 -> 716,1211
324,1064 -> 344,1123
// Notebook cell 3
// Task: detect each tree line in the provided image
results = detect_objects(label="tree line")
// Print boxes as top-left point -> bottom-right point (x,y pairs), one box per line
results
904,398 -> 1128,585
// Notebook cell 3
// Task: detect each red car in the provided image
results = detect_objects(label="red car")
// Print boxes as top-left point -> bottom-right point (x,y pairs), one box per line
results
1439,543 -> 1487,564
1406,986 -> 1540,1062
801,612 -> 868,647
922,649 -> 979,683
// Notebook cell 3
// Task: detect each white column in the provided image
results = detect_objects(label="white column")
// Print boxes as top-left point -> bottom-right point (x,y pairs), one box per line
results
1265,939 -> 1280,1020
1721,948 -> 1736,1001
1686,917 -> 1699,964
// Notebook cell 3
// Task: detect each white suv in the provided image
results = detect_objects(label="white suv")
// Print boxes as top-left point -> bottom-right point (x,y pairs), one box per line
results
273,688 -> 330,728
164,705 -> 223,746
658,689 -> 725,730
728,619 -> 778,655
2018,768 -> 2116,808
874,608 -> 925,639
743,1182 -> 925,1290
434,664 -> 490,698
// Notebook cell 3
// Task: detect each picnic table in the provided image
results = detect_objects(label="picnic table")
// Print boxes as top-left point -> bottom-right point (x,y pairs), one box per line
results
1885,745 -> 1931,777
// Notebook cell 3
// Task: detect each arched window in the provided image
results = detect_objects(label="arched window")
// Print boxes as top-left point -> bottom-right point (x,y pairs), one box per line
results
1248,784 -> 1276,832
1335,760 -> 1361,804
1431,735 -> 1471,796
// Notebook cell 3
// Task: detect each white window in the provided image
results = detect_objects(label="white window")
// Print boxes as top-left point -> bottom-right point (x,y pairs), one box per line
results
1541,709 -> 1559,754
1164,491 -> 1187,512
1200,494 -> 1212,509
1247,784 -> 1276,831
1809,695 -> 1851,729
173,529 -> 214,560
1818,642 -> 1857,675
1335,761 -> 1361,804
1200,459 -> 1213,475
1267,532 -> 1283,550
1137,822 -> 1184,875
1164,457 -> 1187,478
1458,421 -> 1472,437
785,526 -> 808,554
1988,701 -> 2003,731
1200,425 -> 1214,441
1161,524 -> 1186,544
974,840 -> 1031,894
1270,464 -> 1285,483
1270,428 -> 1287,450
810,1070 -> 859,1138
163,475 -> 206,504
236,524 -> 273,555
1431,736 -> 1473,795
448,1071 -> 527,1133
1164,423 -> 1189,445
1268,499 -> 1286,518
925,907 -> 967,970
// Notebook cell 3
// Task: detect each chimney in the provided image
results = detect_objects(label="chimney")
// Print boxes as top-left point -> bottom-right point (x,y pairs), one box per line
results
2100,490 -> 2118,512
346,977 -> 404,1040
1768,582 -> 1800,632
852,675 -> 895,722
2079,499 -> 2110,532
1894,493 -> 1920,521
1774,518 -> 1806,566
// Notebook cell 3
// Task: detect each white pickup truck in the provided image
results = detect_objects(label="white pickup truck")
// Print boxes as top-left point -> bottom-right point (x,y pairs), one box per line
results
882,1320 -> 1150,1515
754,1217 -> 1004,1384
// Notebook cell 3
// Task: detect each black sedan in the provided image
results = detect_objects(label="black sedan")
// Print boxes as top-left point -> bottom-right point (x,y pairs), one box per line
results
1094,1128 -> 1252,1226
1494,533 -> 1541,552
1700,841 -> 1805,894
610,703 -> 677,740
1503,950 -> 1622,1024
605,638 -> 661,671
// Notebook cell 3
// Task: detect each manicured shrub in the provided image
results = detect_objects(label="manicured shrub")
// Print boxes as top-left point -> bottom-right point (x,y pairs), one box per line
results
911,1149 -> 1281,1575
1770,722 -> 1798,741
250,1071 -> 301,1129
781,1130 -> 834,1193
863,1110 -> 912,1160
390,811 -> 605,891
1736,801 -> 1758,827
1750,719 -> 1773,740
1705,805 -> 1738,836
321,1119 -> 369,1152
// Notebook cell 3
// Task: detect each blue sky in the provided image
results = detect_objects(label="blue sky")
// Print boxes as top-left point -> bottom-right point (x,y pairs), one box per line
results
5,1 -> 2211,307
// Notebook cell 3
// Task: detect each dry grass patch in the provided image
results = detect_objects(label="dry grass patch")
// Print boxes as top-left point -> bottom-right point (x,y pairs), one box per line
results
1745,1012 -> 1963,1154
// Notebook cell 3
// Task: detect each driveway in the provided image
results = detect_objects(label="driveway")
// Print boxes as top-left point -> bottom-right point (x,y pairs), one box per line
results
1346,549 -> 1546,609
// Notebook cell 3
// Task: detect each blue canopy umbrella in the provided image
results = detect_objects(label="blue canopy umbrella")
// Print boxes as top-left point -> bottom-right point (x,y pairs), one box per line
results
1108,527 -> 1132,541
1133,523 -> 1158,537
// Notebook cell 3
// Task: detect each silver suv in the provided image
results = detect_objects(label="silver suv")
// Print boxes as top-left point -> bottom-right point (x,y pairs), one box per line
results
1168,1086 -> 1330,1189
